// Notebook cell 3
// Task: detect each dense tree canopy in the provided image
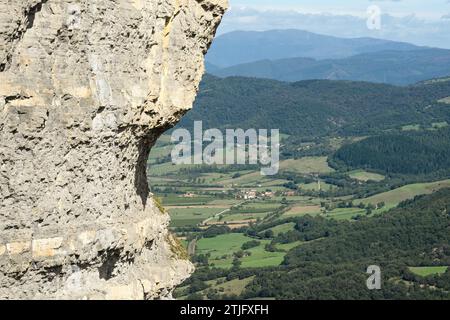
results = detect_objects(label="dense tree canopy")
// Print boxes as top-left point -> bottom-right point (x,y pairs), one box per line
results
331,128 -> 450,175
241,189 -> 450,299
178,75 -> 450,137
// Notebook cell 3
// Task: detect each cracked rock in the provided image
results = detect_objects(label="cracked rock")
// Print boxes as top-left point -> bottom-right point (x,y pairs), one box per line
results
0,0 -> 227,300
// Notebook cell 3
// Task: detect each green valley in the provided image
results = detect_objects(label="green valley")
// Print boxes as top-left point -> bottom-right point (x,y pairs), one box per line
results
147,73 -> 450,301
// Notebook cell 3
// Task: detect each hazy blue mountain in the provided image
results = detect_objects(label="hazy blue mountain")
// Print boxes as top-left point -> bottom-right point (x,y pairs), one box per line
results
209,49 -> 450,85
206,29 -> 423,67
204,61 -> 221,73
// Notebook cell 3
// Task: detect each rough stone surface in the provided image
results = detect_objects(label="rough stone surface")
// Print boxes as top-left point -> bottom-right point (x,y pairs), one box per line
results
0,0 -> 227,299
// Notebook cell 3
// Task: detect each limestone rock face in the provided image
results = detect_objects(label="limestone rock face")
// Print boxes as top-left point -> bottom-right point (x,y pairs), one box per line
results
0,0 -> 227,299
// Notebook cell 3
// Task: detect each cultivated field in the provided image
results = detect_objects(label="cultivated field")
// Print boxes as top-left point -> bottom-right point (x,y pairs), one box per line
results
280,157 -> 334,174
349,170 -> 385,182
409,266 -> 448,277
283,205 -> 321,217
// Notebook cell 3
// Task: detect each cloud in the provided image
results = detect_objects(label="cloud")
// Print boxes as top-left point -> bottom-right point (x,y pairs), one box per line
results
217,7 -> 450,49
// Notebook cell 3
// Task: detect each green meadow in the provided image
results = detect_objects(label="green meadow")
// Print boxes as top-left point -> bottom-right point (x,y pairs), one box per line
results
361,179 -> 450,208
409,266 -> 448,277
349,170 -> 385,182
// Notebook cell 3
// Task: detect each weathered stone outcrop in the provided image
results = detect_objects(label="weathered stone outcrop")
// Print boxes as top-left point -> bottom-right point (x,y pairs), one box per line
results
0,0 -> 227,299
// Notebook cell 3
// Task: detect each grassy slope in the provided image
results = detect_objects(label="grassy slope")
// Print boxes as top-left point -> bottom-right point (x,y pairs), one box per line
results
280,157 -> 334,174
361,179 -> 450,208
409,266 -> 449,277
349,170 -> 385,182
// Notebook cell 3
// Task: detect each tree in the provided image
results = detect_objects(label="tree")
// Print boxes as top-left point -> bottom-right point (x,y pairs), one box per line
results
264,229 -> 274,239
189,280 -> 208,294
232,258 -> 242,269
203,225 -> 230,238
193,254 -> 209,266
186,293 -> 203,300
265,243 -> 277,252
241,240 -> 260,250
377,202 -> 386,209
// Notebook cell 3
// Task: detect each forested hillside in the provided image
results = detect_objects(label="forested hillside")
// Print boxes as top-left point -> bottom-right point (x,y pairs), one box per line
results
240,189 -> 450,299
331,128 -> 450,176
179,75 -> 450,137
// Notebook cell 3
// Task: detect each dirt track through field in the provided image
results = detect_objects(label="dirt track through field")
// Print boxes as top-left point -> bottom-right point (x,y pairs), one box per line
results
201,201 -> 248,225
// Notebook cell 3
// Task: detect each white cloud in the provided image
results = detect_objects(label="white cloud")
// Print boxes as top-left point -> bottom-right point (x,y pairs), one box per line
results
217,7 -> 450,49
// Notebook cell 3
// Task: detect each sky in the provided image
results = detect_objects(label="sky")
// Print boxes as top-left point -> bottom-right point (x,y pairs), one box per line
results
217,0 -> 450,48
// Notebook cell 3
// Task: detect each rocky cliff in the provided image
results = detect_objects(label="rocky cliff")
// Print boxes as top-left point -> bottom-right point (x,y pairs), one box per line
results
0,0 -> 227,299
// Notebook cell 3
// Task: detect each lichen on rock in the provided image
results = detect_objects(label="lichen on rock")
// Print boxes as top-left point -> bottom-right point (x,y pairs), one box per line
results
0,0 -> 227,299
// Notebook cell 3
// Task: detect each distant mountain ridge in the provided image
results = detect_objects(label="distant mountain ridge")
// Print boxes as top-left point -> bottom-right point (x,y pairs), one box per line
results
208,48 -> 450,86
206,29 -> 424,68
